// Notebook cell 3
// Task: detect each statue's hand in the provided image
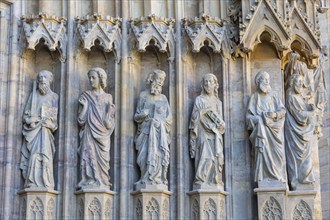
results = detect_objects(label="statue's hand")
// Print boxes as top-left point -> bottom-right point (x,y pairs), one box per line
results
190,149 -> 195,158
265,112 -> 276,119
143,109 -> 150,117
25,116 -> 40,125
79,96 -> 88,107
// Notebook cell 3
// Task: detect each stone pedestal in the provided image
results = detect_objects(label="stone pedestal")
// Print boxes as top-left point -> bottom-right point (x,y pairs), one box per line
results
254,186 -> 287,220
287,190 -> 317,220
18,188 -> 59,220
187,187 -> 228,220
75,189 -> 115,220
131,185 -> 172,220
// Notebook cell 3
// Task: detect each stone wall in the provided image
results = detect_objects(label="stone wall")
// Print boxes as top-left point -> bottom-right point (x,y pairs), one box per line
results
0,0 -> 329,219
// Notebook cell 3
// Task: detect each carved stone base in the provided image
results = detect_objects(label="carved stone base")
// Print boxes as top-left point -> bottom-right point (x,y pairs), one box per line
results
18,188 -> 59,220
287,190 -> 316,220
254,187 -> 287,220
131,189 -> 172,220
75,189 -> 115,220
187,189 -> 228,220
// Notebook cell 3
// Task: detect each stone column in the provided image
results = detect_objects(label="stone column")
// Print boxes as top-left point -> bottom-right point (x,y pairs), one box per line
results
18,189 -> 59,220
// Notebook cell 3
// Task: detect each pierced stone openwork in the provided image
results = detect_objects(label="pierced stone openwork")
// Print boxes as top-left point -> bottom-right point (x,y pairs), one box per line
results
30,197 -> 44,219
146,197 -> 160,219
130,14 -> 175,54
293,200 -> 312,220
262,197 -> 282,220
76,13 -> 122,57
22,13 -> 67,60
203,198 -> 217,220
88,198 -> 101,219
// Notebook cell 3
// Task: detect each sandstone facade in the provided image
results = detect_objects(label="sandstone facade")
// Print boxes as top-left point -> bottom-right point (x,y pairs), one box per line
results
0,0 -> 329,219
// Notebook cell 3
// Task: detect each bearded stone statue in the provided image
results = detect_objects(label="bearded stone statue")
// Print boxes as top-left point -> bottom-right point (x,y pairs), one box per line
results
246,71 -> 287,186
134,69 -> 172,188
189,73 -> 225,188
20,70 -> 59,189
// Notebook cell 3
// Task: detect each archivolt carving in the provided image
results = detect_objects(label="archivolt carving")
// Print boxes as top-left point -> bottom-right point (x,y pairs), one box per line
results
183,14 -> 237,57
203,198 -> 217,219
30,197 -> 44,218
146,198 -> 159,219
293,200 -> 312,220
262,197 -> 282,219
88,198 -> 101,218
130,14 -> 175,54
47,198 -> 55,218
76,14 -> 122,59
22,13 -> 67,60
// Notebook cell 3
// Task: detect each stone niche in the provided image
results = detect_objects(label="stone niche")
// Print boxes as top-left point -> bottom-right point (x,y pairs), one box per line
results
75,14 -> 121,192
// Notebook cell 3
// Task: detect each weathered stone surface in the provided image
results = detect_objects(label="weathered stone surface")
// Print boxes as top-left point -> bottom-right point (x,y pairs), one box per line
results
190,73 -> 225,189
78,67 -> 115,190
134,69 -> 172,189
20,70 -> 58,190
0,0 -> 329,219
246,71 -> 287,186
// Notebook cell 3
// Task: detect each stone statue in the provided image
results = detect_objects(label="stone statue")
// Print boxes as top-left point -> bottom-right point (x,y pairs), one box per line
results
78,67 -> 115,189
189,73 -> 225,188
20,70 -> 59,189
134,69 -> 172,187
246,71 -> 287,185
285,74 -> 316,190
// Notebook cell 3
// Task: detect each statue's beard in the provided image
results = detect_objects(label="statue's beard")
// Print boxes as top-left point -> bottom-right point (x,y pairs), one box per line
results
150,84 -> 162,95
38,83 -> 50,95
259,83 -> 271,94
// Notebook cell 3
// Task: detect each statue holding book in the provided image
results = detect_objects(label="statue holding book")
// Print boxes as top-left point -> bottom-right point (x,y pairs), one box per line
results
20,70 -> 59,189
134,69 -> 172,187
190,73 -> 225,188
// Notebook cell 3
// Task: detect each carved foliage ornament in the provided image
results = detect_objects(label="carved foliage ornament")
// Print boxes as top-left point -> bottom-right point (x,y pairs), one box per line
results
130,14 -> 175,53
76,14 -> 122,56
183,14 -> 237,58
22,13 -> 67,59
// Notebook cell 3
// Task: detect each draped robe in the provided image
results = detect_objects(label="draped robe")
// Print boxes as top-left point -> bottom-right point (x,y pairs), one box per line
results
134,91 -> 172,185
189,95 -> 225,185
78,91 -> 115,188
21,90 -> 58,189
246,92 -> 287,182
285,88 -> 315,189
